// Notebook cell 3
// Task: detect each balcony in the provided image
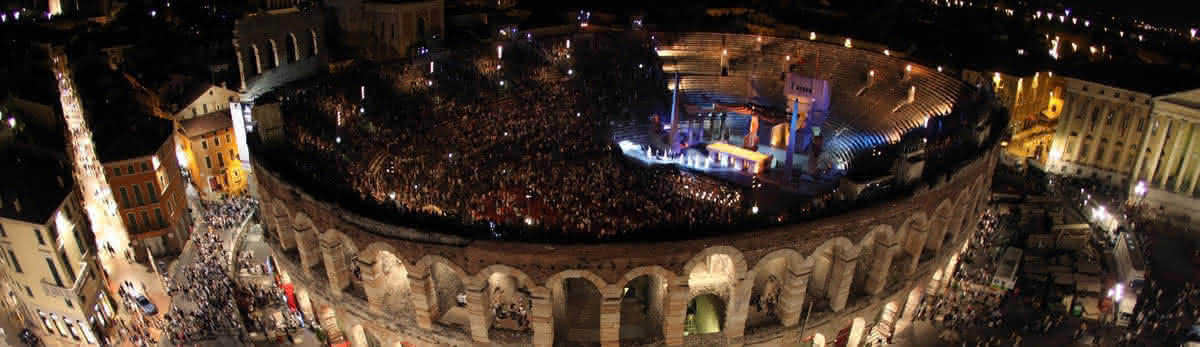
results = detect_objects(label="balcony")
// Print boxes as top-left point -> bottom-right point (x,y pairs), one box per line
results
39,253 -> 95,299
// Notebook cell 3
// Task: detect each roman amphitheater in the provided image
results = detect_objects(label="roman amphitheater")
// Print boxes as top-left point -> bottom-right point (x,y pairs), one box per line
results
252,32 -> 1003,346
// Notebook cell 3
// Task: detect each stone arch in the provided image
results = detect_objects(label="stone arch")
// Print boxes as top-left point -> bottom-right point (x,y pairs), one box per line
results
292,212 -> 321,272
686,293 -> 726,335
270,200 -> 293,249
950,187 -> 973,247
411,255 -> 470,334
476,264 -> 536,342
309,29 -> 319,57
893,211 -> 930,279
268,39 -> 280,68
681,246 -> 748,318
745,248 -> 806,330
679,246 -> 748,280
287,33 -> 301,62
547,269 -> 607,345
853,225 -> 896,296
359,242 -> 412,320
806,237 -> 859,312
250,44 -> 262,75
615,266 -> 674,344
925,198 -> 955,256
319,228 -> 359,293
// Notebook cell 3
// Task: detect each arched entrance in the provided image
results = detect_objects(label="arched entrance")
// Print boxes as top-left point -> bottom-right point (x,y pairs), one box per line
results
685,294 -> 725,335
619,274 -> 667,343
552,277 -> 602,345
430,262 -> 468,332
483,271 -> 532,342
746,257 -> 786,329
372,251 -> 412,318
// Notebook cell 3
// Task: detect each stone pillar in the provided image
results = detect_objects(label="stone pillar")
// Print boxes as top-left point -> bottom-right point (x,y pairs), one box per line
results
1160,119 -> 1189,187
1171,122 -> 1196,192
865,238 -> 898,295
466,282 -> 490,344
531,287 -> 555,347
1145,118 -> 1173,187
599,288 -> 622,347
1189,139 -> 1200,195
663,277 -> 690,347
827,249 -> 858,312
358,258 -> 385,313
296,229 -> 321,274
321,237 -> 350,294
1131,114 -> 1156,183
408,273 -> 434,330
1068,102 -> 1091,164
778,262 -> 811,327
724,276 -> 753,345
903,227 -> 928,275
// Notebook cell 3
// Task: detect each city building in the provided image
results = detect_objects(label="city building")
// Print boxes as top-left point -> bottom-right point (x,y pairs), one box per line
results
1044,78 -> 1155,188
232,6 -> 328,100
0,144 -> 115,346
70,58 -> 190,258
178,110 -> 249,197
325,0 -> 444,60
962,69 -> 1064,162
1129,89 -> 1200,220
165,83 -> 239,121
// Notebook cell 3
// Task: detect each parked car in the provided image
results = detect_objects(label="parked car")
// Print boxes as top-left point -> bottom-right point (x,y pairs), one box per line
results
136,295 -> 158,315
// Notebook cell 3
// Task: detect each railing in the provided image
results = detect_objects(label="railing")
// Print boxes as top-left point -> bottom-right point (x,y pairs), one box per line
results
40,252 -> 94,299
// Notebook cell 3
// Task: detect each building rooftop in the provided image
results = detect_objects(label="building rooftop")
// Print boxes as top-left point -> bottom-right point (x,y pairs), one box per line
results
0,144 -> 74,224
179,110 -> 233,137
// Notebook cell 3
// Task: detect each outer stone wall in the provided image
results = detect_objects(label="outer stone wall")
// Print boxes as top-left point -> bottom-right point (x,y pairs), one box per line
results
255,145 -> 999,347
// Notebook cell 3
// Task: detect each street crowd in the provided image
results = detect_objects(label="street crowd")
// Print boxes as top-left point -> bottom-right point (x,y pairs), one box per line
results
113,281 -> 162,347
163,202 -> 248,344
199,195 -> 260,230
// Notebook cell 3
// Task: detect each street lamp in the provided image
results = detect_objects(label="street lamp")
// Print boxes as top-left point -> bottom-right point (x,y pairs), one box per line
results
1134,181 -> 1146,197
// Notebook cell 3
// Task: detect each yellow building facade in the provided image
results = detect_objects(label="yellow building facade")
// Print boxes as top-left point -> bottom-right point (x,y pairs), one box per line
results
178,111 -> 248,197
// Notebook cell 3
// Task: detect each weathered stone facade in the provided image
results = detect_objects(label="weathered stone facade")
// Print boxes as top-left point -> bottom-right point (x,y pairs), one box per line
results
254,143 -> 998,346
232,8 -> 328,100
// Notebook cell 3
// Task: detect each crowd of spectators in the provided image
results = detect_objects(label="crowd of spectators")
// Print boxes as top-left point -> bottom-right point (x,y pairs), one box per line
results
266,34 -> 751,239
